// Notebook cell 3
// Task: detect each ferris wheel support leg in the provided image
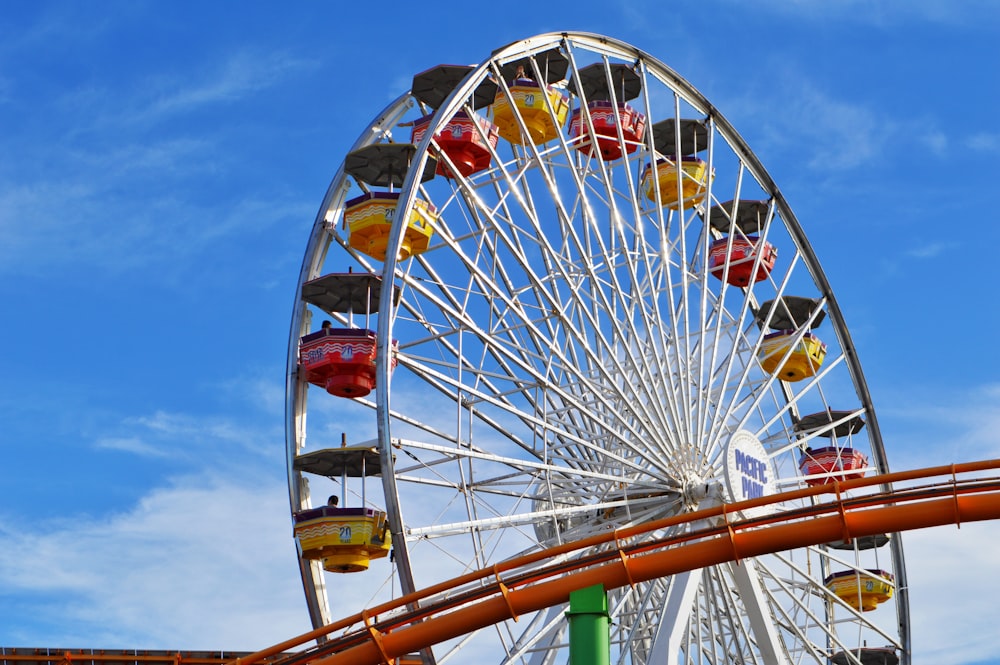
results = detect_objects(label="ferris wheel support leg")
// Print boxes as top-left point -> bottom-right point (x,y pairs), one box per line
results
646,568 -> 702,665
567,584 -> 610,665
728,559 -> 791,665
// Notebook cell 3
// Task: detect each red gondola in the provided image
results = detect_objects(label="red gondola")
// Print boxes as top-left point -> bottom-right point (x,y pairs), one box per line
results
708,236 -> 777,286
411,110 -> 499,178
299,328 -> 397,398
569,100 -> 646,160
798,446 -> 868,486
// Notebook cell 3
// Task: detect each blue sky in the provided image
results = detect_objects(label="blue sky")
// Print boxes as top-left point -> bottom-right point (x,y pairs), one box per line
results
0,1 -> 998,663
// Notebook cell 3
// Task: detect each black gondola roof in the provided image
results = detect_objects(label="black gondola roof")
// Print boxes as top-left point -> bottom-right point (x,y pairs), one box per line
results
497,47 -> 569,84
650,118 -> 708,155
566,63 -> 641,102
826,534 -> 891,551
411,64 -> 497,110
755,296 -> 827,330
344,143 -> 437,187
294,446 -> 382,477
829,647 -> 898,665
707,200 -> 772,235
301,272 -> 397,314
795,409 -> 867,437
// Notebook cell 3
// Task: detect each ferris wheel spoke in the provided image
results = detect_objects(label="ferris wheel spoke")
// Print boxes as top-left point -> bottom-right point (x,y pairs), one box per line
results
694,196 -> 771,447
392,438 -> 656,489
430,203 -> 678,445
690,135 -> 728,463
702,250 -> 808,456
391,360 -> 676,500
503,178 -> 677,439
706,565 -> 751,661
768,408 -> 869,460
762,550 -> 902,652
750,353 -> 846,439
697,565 -> 765,664
509,605 -> 569,665
406,491 -> 668,540
395,278 -> 626,445
725,560 -> 793,664
647,568 -> 703,665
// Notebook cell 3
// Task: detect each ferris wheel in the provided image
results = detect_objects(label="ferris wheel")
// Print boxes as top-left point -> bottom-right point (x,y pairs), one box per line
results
285,32 -> 909,665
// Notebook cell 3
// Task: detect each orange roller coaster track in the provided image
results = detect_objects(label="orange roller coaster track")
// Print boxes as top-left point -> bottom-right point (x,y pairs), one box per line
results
235,460 -> 1000,665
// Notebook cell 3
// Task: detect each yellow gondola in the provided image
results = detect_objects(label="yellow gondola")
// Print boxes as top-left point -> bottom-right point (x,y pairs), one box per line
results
294,506 -> 390,573
493,78 -> 569,146
641,156 -> 712,210
292,445 -> 392,573
825,569 -> 894,611
345,192 -> 438,262
758,330 -> 826,382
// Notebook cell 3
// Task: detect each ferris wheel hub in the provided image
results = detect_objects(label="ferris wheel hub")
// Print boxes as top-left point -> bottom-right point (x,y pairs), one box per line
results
679,479 -> 725,512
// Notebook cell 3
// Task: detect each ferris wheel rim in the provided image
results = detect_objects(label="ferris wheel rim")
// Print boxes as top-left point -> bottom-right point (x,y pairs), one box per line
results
286,31 -> 910,665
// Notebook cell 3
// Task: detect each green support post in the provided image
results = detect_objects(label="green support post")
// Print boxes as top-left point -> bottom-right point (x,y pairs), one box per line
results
566,583 -> 610,665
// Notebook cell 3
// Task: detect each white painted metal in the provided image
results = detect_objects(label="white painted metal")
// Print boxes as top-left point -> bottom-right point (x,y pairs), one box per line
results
285,32 -> 910,665
729,560 -> 792,665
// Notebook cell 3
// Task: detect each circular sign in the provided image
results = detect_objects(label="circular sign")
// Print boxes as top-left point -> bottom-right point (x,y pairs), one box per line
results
724,430 -> 776,518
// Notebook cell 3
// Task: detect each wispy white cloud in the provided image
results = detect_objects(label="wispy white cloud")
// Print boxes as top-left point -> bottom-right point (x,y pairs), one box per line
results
86,372 -> 288,463
919,129 -> 1000,157
0,37 -> 316,282
726,73 -> 886,172
0,372 -> 304,646
35,47 -> 316,137
715,0 -> 1000,27
905,521 -> 1000,665
0,162 -> 310,280
966,132 -> 1000,153
884,382 -> 1000,471
852,382 -> 1000,664
0,137 -> 221,259
617,0 -> 1000,30
130,51 -> 316,125
94,436 -> 172,458
918,130 -> 948,155
208,373 -> 287,419
0,4 -> 116,60
0,472 -> 310,649
72,138 -> 219,178
787,85 -> 883,170
108,407 -> 282,463
903,241 -> 958,259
